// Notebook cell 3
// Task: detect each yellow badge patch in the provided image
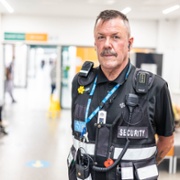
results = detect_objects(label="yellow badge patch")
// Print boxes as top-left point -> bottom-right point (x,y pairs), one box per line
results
78,86 -> 85,94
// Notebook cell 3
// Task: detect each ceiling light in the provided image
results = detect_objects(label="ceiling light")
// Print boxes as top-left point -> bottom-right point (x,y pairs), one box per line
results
162,5 -> 180,14
121,7 -> 132,14
87,0 -> 94,3
106,0 -> 115,5
0,0 -> 14,13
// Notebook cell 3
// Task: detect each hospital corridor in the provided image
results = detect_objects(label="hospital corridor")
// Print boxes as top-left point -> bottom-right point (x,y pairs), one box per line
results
1,1 -> 180,179
0,65 -> 72,180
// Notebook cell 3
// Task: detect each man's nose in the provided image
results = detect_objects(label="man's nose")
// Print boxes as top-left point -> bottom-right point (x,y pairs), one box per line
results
104,38 -> 112,48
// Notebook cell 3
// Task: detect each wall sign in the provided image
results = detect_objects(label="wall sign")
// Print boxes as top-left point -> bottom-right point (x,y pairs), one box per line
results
4,32 -> 48,42
4,32 -> 25,40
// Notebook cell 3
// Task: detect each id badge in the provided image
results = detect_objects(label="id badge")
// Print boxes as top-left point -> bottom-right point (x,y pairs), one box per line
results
97,110 -> 107,124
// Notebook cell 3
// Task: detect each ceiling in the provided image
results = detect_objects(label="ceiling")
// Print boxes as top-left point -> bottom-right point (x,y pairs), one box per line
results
0,0 -> 180,20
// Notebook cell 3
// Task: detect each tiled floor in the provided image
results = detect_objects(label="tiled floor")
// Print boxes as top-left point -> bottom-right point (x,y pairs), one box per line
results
0,67 -> 180,180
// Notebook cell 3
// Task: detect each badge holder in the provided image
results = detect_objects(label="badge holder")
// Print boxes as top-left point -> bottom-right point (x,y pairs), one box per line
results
97,110 -> 107,124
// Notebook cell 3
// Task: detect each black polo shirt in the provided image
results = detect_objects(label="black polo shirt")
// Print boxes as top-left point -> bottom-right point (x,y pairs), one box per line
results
95,62 -> 131,111
71,61 -> 174,140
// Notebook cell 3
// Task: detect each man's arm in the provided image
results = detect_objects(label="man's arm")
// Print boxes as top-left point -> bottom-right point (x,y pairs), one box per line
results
156,134 -> 174,165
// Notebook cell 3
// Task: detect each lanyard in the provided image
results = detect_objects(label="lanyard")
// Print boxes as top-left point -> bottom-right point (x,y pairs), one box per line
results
85,82 -> 120,123
81,64 -> 131,137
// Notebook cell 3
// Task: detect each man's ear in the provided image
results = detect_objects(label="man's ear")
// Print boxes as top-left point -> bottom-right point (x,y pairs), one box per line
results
128,37 -> 134,51
128,43 -> 131,50
94,42 -> 97,51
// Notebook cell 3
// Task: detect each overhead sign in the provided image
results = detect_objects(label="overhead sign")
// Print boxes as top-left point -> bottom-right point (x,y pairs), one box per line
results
4,32 -> 48,42
25,33 -> 48,41
4,32 -> 25,41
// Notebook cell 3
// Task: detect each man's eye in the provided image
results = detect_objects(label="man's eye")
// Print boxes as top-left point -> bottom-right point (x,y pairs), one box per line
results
113,35 -> 120,39
97,36 -> 104,40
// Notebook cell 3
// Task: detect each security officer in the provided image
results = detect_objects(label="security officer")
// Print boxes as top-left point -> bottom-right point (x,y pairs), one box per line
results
67,10 -> 174,180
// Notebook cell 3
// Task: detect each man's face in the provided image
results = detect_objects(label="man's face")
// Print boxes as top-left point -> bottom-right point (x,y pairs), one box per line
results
94,18 -> 133,71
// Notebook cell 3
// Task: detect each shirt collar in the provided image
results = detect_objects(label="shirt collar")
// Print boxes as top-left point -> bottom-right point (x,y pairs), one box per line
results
97,60 -> 131,84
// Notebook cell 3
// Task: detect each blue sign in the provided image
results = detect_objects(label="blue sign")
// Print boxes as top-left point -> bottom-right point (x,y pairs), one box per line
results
74,120 -> 86,133
26,160 -> 50,168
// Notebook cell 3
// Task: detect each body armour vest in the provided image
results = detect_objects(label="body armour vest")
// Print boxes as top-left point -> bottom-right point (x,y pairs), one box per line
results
70,62 -> 160,180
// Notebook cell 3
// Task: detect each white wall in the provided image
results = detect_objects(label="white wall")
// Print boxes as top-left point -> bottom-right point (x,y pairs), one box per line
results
156,19 -> 180,95
2,15 -> 158,48
157,20 -> 177,50
1,15 -> 94,46
130,20 -> 158,48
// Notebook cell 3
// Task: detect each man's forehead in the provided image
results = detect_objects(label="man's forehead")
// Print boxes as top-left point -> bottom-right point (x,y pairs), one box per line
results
97,17 -> 124,23
96,19 -> 126,31
95,17 -> 130,37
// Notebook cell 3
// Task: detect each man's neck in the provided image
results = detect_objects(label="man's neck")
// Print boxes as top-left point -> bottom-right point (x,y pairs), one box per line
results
101,60 -> 128,81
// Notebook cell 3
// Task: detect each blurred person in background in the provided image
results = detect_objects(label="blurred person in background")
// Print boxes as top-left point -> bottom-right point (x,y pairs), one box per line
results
0,102 -> 8,135
41,59 -> 45,69
50,60 -> 57,96
5,57 -> 16,103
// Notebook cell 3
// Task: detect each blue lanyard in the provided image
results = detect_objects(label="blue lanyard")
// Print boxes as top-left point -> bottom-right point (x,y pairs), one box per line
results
85,64 -> 131,124
82,64 -> 131,136
85,82 -> 120,124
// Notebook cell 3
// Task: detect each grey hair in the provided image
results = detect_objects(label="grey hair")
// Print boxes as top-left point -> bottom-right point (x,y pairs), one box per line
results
94,10 -> 131,37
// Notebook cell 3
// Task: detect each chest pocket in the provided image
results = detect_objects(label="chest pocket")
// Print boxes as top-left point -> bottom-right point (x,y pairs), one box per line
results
74,104 -> 86,121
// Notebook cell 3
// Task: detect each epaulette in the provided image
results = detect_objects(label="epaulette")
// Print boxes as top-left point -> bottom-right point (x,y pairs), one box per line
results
78,61 -> 96,86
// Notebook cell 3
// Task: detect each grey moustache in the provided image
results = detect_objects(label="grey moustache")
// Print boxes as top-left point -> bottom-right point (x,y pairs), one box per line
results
100,49 -> 117,57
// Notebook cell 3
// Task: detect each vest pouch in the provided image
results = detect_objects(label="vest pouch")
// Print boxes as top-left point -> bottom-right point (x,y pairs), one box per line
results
76,148 -> 92,180
120,162 -> 134,180
77,175 -> 92,180
96,125 -> 110,157
69,162 -> 77,180
68,146 -> 77,180
76,164 -> 92,180
116,165 -> 121,179
134,156 -> 158,180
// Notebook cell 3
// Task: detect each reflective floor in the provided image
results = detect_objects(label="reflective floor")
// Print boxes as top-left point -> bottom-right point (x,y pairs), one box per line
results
0,67 -> 180,180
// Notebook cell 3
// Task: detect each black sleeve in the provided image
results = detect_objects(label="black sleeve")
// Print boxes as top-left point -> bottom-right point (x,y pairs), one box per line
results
155,83 -> 175,136
71,74 -> 79,133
